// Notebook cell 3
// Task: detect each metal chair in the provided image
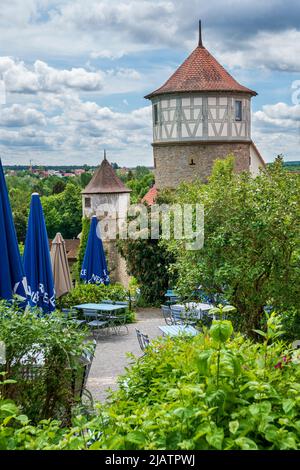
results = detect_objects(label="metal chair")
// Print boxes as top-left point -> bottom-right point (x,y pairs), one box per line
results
72,340 -> 97,414
182,306 -> 198,326
161,305 -> 172,325
83,310 -> 108,340
61,308 -> 86,327
170,305 -> 184,325
136,329 -> 150,352
112,303 -> 129,334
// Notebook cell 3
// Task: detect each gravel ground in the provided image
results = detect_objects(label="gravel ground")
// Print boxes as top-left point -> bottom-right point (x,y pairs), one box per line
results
87,308 -> 163,402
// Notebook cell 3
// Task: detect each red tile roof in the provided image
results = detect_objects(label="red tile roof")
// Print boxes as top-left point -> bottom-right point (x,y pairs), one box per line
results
145,45 -> 256,99
49,238 -> 80,260
82,157 -> 131,194
142,186 -> 158,206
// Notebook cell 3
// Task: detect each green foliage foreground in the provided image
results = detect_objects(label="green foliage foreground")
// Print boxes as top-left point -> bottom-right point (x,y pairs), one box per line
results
1,313 -> 300,450
0,305 -> 92,425
167,156 -> 300,337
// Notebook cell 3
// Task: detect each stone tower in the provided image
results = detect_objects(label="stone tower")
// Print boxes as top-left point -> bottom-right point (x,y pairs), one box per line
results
82,152 -> 131,286
145,21 -> 265,189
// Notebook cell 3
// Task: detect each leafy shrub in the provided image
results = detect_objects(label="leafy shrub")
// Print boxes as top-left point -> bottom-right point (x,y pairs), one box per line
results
59,283 -> 135,323
280,308 -> 300,342
87,312 -> 300,450
74,217 -> 90,281
167,156 -> 300,336
2,312 -> 300,450
0,303 -> 92,424
117,193 -> 177,306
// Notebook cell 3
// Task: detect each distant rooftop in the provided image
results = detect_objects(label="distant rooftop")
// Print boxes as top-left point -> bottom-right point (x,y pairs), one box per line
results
142,185 -> 158,205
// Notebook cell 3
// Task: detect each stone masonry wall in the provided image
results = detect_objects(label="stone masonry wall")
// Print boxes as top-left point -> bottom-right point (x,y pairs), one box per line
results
153,142 -> 251,189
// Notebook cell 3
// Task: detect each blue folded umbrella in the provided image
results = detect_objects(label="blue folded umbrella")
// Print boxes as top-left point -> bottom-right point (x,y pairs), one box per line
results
0,159 -> 27,301
23,193 -> 55,313
80,215 -> 110,285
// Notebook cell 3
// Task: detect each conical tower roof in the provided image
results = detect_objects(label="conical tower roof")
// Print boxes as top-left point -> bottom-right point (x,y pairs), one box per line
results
145,22 -> 256,99
82,153 -> 131,194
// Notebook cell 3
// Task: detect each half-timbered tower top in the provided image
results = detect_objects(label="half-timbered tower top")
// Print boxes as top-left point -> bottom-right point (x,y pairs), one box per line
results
145,21 -> 257,145
145,21 -> 265,189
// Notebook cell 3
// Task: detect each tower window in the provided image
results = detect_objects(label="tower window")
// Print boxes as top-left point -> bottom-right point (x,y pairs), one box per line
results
235,100 -> 242,121
189,157 -> 196,166
85,197 -> 91,208
154,104 -> 159,125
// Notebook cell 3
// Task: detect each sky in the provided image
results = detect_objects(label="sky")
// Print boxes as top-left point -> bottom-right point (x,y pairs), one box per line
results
0,0 -> 300,167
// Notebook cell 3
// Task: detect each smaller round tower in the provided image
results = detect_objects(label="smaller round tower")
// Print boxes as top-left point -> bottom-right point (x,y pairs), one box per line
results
82,151 -> 131,285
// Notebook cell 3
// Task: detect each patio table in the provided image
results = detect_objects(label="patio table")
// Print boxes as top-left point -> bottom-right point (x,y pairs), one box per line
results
159,325 -> 198,337
73,303 -> 127,335
172,302 -> 213,319
73,303 -> 126,312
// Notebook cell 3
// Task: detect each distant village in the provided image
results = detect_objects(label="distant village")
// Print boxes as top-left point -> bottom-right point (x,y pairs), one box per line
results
3,164 -> 154,179
3,161 -> 299,178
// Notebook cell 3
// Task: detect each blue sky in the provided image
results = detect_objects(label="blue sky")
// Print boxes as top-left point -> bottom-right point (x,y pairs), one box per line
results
0,0 -> 300,166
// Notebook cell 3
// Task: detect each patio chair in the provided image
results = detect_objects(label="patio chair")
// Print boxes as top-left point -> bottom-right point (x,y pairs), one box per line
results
170,305 -> 184,325
83,310 -> 108,340
72,340 -> 96,414
170,305 -> 198,326
104,310 -> 129,336
112,303 -> 129,335
183,306 -> 198,326
136,329 -> 150,352
161,305 -> 172,325
61,308 -> 86,327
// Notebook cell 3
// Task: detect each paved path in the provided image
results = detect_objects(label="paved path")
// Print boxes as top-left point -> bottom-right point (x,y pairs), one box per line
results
87,308 -> 163,402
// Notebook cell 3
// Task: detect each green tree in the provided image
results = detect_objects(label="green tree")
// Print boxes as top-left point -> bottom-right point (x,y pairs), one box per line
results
118,192 -> 176,305
51,179 -> 66,195
127,173 -> 155,203
75,217 -> 91,280
167,156 -> 300,336
80,172 -> 92,188
41,182 -> 82,239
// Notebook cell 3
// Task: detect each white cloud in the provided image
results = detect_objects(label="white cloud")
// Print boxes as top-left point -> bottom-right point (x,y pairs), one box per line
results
0,57 -> 104,93
252,101 -> 300,161
0,127 -> 53,148
253,102 -> 300,130
0,83 -> 152,164
217,29 -> 300,72
90,50 -> 126,60
0,0 -> 299,73
33,60 -> 104,92
0,56 -> 143,97
0,0 -> 299,165
0,57 -> 39,93
0,104 -> 46,127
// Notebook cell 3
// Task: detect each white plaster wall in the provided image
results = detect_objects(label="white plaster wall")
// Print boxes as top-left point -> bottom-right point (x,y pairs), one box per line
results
250,144 -> 264,176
